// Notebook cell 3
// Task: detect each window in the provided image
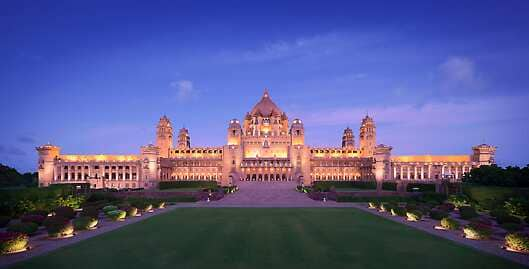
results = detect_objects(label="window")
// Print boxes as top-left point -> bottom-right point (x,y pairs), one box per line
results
94,166 -> 99,169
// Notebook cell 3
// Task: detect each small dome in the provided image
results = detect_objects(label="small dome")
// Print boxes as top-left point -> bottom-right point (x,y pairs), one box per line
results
249,89 -> 283,117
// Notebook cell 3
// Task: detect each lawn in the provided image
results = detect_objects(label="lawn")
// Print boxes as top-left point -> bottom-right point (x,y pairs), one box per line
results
9,208 -> 525,269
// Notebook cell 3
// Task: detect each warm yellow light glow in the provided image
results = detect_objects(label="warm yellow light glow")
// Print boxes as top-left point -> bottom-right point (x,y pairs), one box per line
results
392,155 -> 470,163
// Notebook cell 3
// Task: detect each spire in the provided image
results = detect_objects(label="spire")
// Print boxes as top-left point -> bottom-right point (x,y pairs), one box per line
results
263,88 -> 270,98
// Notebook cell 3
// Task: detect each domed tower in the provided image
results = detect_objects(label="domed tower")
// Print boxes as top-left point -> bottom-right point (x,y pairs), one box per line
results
156,115 -> 173,158
177,128 -> 191,149
227,119 -> 242,146
290,119 -> 305,146
244,89 -> 288,137
359,115 -> 376,157
342,127 -> 355,149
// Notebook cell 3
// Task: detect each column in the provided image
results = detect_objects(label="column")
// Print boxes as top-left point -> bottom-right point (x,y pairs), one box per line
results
393,166 -> 397,179
413,166 -> 417,180
400,166 -> 403,180
406,166 -> 410,180
428,164 -> 432,180
448,165 -> 452,178
420,166 -> 424,180
455,166 -> 459,180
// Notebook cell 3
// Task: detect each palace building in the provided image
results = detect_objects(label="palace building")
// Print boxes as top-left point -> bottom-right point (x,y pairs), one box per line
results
36,90 -> 496,189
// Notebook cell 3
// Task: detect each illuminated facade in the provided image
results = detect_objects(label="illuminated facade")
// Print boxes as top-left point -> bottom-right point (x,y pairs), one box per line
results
37,90 -> 496,189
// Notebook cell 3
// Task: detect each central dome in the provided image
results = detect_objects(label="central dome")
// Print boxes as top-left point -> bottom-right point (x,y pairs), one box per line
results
250,89 -> 283,117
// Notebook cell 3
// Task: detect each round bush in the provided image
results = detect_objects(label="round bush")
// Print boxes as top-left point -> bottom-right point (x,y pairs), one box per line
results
440,217 -> 460,230
102,205 -> 118,213
155,201 -> 165,209
495,214 -> 521,225
429,210 -> 449,220
436,203 -> 455,212
21,214 -> 46,226
54,206 -> 76,219
44,216 -> 74,238
505,233 -> 529,253
391,207 -> 406,217
141,204 -> 153,213
406,210 -> 423,222
81,206 -> 100,218
7,222 -> 38,235
126,207 -> 138,217
0,232 -> 29,254
459,206 -> 479,220
73,217 -> 98,230
0,216 -> 11,228
107,210 -> 126,221
463,222 -> 492,240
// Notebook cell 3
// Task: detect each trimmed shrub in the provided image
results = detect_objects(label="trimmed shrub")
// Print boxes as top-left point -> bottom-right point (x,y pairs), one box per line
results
382,182 -> 397,191
7,222 -> 38,235
21,214 -> 46,226
391,207 -> 406,217
73,217 -> 98,230
102,205 -> 118,213
54,206 -> 76,219
459,206 -> 479,220
379,203 -> 393,212
429,210 -> 449,220
501,222 -> 523,232
125,207 -> 138,217
406,210 -> 423,221
447,194 -> 470,208
0,232 -> 29,254
155,201 -> 165,209
0,216 -> 11,228
463,222 -> 492,240
81,206 -> 100,218
29,210 -> 49,217
368,202 -> 379,209
440,217 -> 460,230
436,203 -> 455,212
44,216 -> 74,238
107,210 -> 126,221
312,181 -> 376,192
505,233 -> 529,253
416,193 -> 446,205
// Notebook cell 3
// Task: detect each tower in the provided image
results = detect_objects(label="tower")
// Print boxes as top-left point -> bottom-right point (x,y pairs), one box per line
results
342,127 -> 355,149
227,119 -> 242,146
290,119 -> 305,146
359,115 -> 376,157
156,115 -> 173,158
140,144 -> 160,189
178,128 -> 191,149
472,144 -> 497,166
36,143 -> 61,187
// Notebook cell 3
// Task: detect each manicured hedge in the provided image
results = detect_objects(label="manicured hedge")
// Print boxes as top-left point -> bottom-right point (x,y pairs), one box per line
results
103,205 -> 118,213
81,206 -> 100,218
44,216 -> 74,238
406,183 -> 436,192
7,222 -> 38,235
429,210 -> 449,220
73,217 -> 98,230
0,232 -> 29,254
463,222 -> 492,240
21,214 -> 46,226
459,206 -> 479,220
126,207 -> 138,217
382,182 -> 397,191
440,217 -> 460,230
313,181 -> 376,191
505,233 -> 529,253
406,210 -> 423,221
106,210 -> 126,221
391,207 -> 406,217
337,196 -> 412,203
158,181 -> 218,190
54,206 -> 76,219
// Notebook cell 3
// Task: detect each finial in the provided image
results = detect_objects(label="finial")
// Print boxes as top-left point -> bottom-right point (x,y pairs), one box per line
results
263,88 -> 269,98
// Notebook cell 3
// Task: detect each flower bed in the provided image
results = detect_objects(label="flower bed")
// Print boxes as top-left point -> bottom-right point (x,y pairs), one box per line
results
0,232 -> 29,255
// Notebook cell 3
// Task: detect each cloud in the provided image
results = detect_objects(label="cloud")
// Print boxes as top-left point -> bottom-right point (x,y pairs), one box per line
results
0,145 -> 26,156
295,94 -> 528,128
17,135 -> 35,144
169,80 -> 198,101
438,57 -> 485,93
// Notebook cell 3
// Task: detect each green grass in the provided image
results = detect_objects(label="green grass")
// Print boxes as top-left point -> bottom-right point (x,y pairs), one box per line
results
10,208 -> 525,269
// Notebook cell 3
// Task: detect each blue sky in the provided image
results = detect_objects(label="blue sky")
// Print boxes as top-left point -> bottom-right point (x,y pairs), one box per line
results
1,0 -> 529,172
